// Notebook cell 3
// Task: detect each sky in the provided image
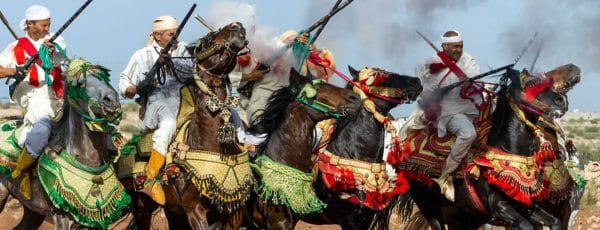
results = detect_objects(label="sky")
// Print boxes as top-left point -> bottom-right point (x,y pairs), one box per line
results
1,0 -> 598,117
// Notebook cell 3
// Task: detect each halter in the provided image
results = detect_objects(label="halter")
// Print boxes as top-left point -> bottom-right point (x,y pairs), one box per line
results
294,79 -> 345,118
66,62 -> 121,135
502,72 -> 564,152
193,25 -> 245,77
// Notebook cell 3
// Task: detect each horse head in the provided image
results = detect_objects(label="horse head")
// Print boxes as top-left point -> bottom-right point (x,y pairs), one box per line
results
188,22 -> 247,83
65,58 -> 122,124
544,63 -> 581,94
348,65 -> 422,113
290,68 -> 362,121
504,68 -> 568,120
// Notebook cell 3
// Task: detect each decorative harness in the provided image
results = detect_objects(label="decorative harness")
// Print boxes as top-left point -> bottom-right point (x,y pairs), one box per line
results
316,68 -> 412,210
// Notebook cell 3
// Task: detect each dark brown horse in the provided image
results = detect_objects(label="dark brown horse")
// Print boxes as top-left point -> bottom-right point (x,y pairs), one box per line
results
165,22 -> 250,230
248,66 -> 422,230
0,59 -> 127,229
395,65 -> 578,230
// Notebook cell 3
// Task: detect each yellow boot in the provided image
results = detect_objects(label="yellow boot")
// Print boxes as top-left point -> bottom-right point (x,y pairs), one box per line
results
142,150 -> 166,205
11,148 -> 36,200
434,174 -> 455,202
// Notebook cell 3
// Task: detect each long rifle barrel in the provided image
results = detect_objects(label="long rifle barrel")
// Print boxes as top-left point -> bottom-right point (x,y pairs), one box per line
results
0,10 -> 18,39
145,4 -> 197,82
416,30 -> 441,53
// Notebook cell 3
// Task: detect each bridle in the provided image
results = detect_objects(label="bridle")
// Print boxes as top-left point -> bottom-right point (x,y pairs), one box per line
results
193,23 -> 247,78
294,78 -> 349,119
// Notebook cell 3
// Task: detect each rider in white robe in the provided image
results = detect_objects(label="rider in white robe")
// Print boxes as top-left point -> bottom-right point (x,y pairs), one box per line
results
119,15 -> 192,205
0,5 -> 67,200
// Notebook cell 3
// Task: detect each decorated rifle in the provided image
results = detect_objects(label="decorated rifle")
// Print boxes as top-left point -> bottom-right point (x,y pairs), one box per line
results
238,0 -> 354,95
139,3 -> 196,97
6,0 -> 94,97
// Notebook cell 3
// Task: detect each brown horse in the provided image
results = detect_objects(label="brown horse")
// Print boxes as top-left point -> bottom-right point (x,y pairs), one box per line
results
395,65 -> 578,230
0,59 -> 128,229
248,66 -> 422,230
146,22 -> 249,229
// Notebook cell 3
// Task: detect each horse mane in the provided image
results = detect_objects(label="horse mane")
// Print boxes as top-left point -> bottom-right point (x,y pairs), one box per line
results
245,83 -> 297,146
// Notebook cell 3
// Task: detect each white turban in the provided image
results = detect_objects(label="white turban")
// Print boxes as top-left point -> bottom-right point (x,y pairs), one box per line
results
19,5 -> 51,30
441,30 -> 463,44
152,15 -> 178,32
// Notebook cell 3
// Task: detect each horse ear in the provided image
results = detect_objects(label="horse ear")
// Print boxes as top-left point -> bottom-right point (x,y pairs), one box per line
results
348,65 -> 359,81
289,68 -> 304,88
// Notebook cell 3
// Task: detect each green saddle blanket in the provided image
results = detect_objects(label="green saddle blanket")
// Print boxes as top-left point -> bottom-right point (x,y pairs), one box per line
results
0,120 -> 25,175
38,151 -> 130,229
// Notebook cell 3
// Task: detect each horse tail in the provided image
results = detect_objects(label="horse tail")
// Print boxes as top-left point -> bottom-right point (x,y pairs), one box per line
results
404,210 -> 429,230
370,193 -> 415,230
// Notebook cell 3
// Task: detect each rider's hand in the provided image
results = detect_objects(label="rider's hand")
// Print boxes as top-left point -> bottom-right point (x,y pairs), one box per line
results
158,53 -> 171,65
296,32 -> 310,46
44,40 -> 55,54
242,65 -> 270,82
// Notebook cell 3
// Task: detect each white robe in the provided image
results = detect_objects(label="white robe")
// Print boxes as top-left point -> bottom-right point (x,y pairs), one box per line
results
0,33 -> 66,156
119,41 -> 192,155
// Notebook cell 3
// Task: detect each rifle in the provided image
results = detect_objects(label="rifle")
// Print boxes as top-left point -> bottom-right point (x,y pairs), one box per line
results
138,4 -> 196,97
194,14 -> 215,32
6,0 -> 94,97
0,10 -> 18,39
238,0 -> 354,96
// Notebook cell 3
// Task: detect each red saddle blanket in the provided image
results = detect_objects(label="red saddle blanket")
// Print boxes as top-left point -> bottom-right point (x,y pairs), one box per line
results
396,127 -> 555,206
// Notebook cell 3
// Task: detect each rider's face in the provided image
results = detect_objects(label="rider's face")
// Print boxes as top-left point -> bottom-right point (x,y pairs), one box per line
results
442,41 -> 463,62
153,28 -> 178,49
26,19 -> 51,40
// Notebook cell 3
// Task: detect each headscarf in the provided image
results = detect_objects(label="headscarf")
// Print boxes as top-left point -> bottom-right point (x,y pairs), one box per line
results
19,5 -> 51,30
147,15 -> 178,45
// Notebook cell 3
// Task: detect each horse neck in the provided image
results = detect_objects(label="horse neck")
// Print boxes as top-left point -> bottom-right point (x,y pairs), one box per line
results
61,105 -> 108,168
487,98 -> 537,155
326,107 -> 385,162
265,104 -> 316,173
186,83 -> 239,153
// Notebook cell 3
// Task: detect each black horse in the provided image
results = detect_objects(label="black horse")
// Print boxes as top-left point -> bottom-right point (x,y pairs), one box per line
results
248,66 -> 422,229
396,67 -> 574,230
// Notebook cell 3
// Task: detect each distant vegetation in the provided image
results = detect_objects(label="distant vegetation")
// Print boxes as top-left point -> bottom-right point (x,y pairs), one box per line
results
563,117 -> 600,164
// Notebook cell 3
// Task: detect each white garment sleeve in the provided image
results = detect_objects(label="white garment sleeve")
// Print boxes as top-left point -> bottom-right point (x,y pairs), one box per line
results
0,42 -> 18,68
119,52 -> 141,97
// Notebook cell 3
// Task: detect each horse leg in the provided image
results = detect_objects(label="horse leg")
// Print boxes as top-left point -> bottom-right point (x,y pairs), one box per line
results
183,201 -> 210,230
14,206 -> 45,230
0,181 -> 10,212
52,211 -> 74,230
528,205 -> 561,230
491,200 -> 533,230
222,209 -> 244,230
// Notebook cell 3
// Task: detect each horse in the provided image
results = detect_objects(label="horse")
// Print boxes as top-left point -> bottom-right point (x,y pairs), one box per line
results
395,65 -> 577,230
248,66 -> 422,230
0,59 -> 129,229
125,22 -> 251,230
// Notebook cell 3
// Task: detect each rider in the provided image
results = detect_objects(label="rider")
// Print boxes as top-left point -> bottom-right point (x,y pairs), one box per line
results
0,5 -> 67,200
119,15 -> 192,205
416,30 -> 482,202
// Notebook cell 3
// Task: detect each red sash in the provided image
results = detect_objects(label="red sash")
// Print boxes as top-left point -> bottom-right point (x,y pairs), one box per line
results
13,37 -> 64,97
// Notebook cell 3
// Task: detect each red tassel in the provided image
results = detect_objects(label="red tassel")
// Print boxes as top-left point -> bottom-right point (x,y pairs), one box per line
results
523,78 -> 553,101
